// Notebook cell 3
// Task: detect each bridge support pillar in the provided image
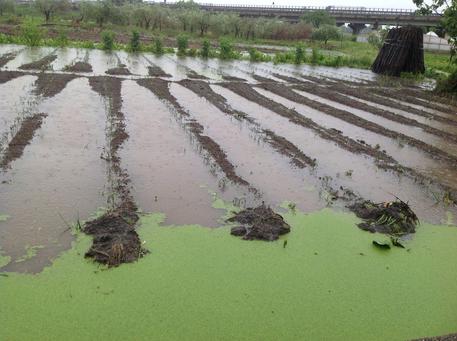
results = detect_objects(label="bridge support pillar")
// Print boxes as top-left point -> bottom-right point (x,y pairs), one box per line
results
348,23 -> 366,35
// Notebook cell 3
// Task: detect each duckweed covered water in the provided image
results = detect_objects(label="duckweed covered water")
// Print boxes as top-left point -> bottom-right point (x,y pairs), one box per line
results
1,208 -> 457,340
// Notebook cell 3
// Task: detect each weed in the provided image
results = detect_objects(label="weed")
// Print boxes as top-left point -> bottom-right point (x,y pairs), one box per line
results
101,30 -> 115,51
201,38 -> 210,58
177,34 -> 188,56
128,30 -> 141,52
153,37 -> 163,54
294,43 -> 305,64
20,20 -> 44,47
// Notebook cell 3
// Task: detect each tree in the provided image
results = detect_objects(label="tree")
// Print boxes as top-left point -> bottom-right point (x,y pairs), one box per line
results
312,24 -> 341,45
414,0 -> 457,59
302,10 -> 335,29
0,0 -> 15,17
35,0 -> 69,23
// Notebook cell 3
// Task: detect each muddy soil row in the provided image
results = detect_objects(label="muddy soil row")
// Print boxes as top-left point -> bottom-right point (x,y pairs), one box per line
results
0,52 -> 18,68
0,113 -> 46,170
254,80 -> 457,166
106,67 -> 132,76
221,81 -> 457,202
147,65 -> 171,78
271,74 -> 457,143
18,54 -> 57,71
0,70 -> 22,84
63,61 -> 93,73
179,79 -> 316,169
86,76 -> 144,266
137,77 -> 251,188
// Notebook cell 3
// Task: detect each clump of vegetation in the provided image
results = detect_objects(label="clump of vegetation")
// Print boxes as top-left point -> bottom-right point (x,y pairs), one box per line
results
20,20 -> 44,47
294,43 -> 306,64
101,30 -> 115,50
367,32 -> 382,49
435,68 -> 457,96
312,24 -> 341,45
200,38 -> 210,58
248,48 -> 270,62
302,10 -> 335,28
153,37 -> 163,55
177,34 -> 188,56
310,48 -> 322,64
129,30 -> 141,52
219,38 -> 236,60
54,28 -> 68,47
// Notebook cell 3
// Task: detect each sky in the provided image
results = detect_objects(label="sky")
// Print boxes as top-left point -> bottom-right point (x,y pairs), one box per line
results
198,0 -> 417,9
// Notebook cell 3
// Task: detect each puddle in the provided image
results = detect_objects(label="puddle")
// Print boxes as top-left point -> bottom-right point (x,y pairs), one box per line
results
0,77 -> 108,272
3,47 -> 55,70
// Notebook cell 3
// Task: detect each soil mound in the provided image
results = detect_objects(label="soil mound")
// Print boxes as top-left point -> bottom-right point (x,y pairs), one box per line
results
34,73 -> 78,98
349,200 -> 419,235
64,61 -> 93,73
186,70 -> 208,79
0,70 -> 23,84
227,204 -> 291,241
106,67 -> 132,76
147,66 -> 171,77
19,54 -> 57,71
0,52 -> 17,68
84,209 -> 146,267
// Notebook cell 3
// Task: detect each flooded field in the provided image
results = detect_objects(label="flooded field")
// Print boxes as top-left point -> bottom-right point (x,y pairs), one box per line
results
1,45 -> 457,340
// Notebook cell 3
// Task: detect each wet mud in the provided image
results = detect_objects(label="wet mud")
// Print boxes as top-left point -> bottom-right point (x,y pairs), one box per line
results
179,79 -> 316,169
137,78 -> 250,187
0,113 -> 47,170
0,70 -> 23,84
186,70 -> 209,79
63,61 -> 93,73
19,54 -> 57,71
34,73 -> 79,98
147,65 -> 171,78
228,204 -> 291,241
87,76 -> 143,266
0,52 -> 18,68
105,67 -> 132,76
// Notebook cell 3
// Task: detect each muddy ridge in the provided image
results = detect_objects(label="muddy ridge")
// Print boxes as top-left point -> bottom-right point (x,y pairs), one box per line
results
63,61 -> 93,73
186,70 -> 208,80
147,66 -> 171,78
0,113 -> 47,170
255,80 -> 457,166
0,70 -> 23,84
179,79 -> 316,169
87,76 -> 144,267
412,332 -> 457,341
0,52 -> 18,68
221,81 -> 457,202
106,67 -> 132,76
19,54 -> 57,71
222,75 -> 246,82
137,78 -> 250,187
34,73 -> 79,98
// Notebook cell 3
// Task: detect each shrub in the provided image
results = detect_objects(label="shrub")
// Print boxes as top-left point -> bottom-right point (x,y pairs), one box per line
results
187,47 -> 197,57
55,29 -> 68,47
248,48 -> 270,62
367,33 -> 382,49
310,48 -> 322,64
219,37 -> 235,59
153,37 -> 163,54
435,69 -> 457,95
129,30 -> 141,52
295,43 -> 305,64
312,24 -> 341,45
177,34 -> 188,56
201,38 -> 210,58
20,20 -> 44,47
101,30 -> 115,50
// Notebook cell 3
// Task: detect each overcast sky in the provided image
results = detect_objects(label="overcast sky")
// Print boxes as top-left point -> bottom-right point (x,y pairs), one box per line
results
200,0 -> 417,9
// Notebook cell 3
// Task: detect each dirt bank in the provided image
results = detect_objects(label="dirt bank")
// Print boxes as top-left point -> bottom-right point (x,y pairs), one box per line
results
63,61 -> 93,73
179,79 -> 316,168
19,54 -> 57,71
0,70 -> 23,84
0,113 -> 47,170
137,78 -> 251,187
105,67 -> 132,76
186,70 -> 208,79
87,76 -> 144,266
0,52 -> 18,67
147,66 -> 171,78
34,73 -> 79,98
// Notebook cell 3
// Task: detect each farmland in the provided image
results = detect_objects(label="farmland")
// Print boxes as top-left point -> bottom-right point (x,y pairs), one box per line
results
1,44 -> 457,340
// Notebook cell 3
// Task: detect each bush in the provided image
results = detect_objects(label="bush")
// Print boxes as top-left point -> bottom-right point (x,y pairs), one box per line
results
273,51 -> 294,64
153,37 -> 163,54
101,30 -> 115,50
177,34 -> 188,56
20,21 -> 44,47
187,47 -> 197,57
295,43 -> 305,64
310,48 -> 322,64
435,68 -> 457,95
312,24 -> 341,45
219,38 -> 235,59
129,30 -> 141,52
368,33 -> 382,49
201,38 -> 210,58
55,29 -> 68,47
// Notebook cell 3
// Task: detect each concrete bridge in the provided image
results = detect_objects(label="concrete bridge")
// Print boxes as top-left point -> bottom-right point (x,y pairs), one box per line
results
170,3 -> 442,33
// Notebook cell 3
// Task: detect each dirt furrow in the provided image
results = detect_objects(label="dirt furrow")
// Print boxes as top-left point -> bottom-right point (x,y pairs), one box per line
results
372,87 -> 457,115
271,73 -> 457,143
147,65 -> 171,77
0,70 -> 23,84
255,81 -> 457,166
179,79 -> 316,169
18,54 -> 57,71
0,113 -> 46,170
63,61 -> 93,73
221,81 -> 457,201
0,52 -> 18,68
106,67 -> 132,76
34,73 -> 79,98
87,76 -> 144,267
137,78 -> 250,187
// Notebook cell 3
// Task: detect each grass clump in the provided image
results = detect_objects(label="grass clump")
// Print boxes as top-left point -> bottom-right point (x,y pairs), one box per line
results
177,34 -> 188,56
200,38 -> 210,58
101,30 -> 115,51
129,30 -> 141,52
294,43 -> 306,64
20,20 -> 44,47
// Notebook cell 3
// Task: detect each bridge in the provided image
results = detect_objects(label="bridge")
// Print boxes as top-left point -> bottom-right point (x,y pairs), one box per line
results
166,3 -> 442,33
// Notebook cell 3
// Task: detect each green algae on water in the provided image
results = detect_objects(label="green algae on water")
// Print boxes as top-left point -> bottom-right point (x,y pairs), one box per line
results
15,245 -> 45,263
0,208 -> 457,340
0,214 -> 9,222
